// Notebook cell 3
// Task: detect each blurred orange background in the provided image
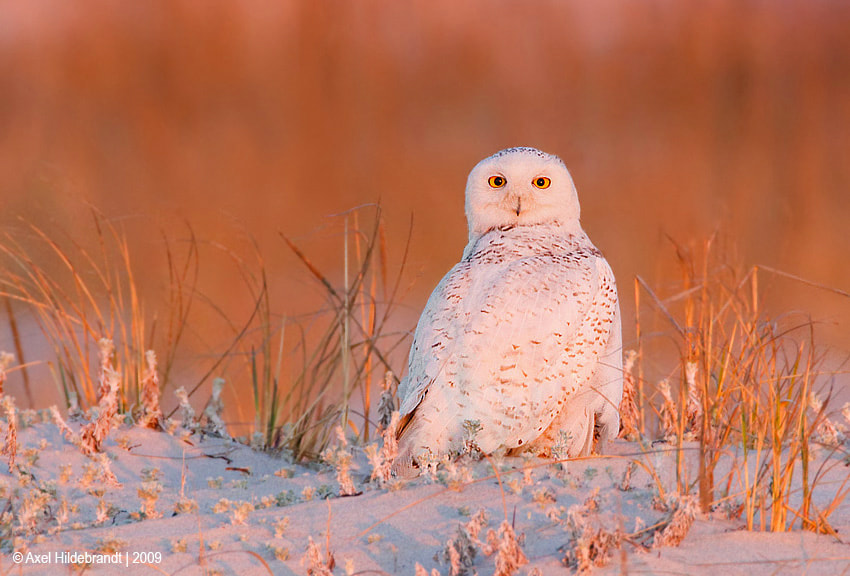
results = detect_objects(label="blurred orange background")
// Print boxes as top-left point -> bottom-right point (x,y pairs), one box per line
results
2,1 -> 849,417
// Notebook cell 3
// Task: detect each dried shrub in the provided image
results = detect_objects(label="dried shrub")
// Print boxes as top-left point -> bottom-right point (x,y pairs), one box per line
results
305,535 -> 334,576
367,410 -> 399,487
439,509 -> 489,576
618,350 -> 640,440
199,378 -> 227,437
562,491 -> 622,574
652,495 -> 697,548
489,520 -> 528,576
0,352 -> 13,397
79,339 -> 121,455
1,395 -> 17,472
138,350 -> 163,429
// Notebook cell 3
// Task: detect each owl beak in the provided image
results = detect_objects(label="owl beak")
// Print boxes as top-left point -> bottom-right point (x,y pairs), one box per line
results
514,198 -> 522,216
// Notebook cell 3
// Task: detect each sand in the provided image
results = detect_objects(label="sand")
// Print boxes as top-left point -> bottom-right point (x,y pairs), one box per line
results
3,418 -> 850,575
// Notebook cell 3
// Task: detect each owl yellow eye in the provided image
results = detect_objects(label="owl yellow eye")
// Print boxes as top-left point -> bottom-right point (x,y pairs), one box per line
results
488,175 -> 506,188
533,176 -> 551,189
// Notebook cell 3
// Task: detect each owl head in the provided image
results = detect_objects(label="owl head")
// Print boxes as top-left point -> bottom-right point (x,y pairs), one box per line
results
464,147 -> 580,243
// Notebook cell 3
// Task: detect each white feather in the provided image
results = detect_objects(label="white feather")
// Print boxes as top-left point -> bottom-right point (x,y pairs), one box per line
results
395,147 -> 623,473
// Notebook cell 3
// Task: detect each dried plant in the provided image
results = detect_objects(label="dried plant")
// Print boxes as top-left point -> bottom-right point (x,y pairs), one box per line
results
561,489 -> 623,574
446,545 -> 462,576
55,497 -> 70,528
139,350 -> 163,429
17,488 -> 53,534
463,509 -> 490,549
439,459 -> 474,491
79,339 -> 121,455
377,371 -> 396,433
809,392 -> 845,447
66,391 -> 83,420
367,410 -> 399,487
266,207 -> 410,459
174,386 -> 197,430
50,406 -> 78,445
95,497 -> 111,525
137,481 -> 163,519
273,517 -> 290,538
305,535 -> 335,576
78,461 -> 99,489
229,501 -> 254,526
461,419 -> 483,459
634,237 -> 850,531
321,426 -> 357,496
94,536 -> 128,555
96,337 -> 115,402
656,380 -> 677,440
563,520 -> 621,573
266,542 -> 290,562
618,461 -> 637,492
0,351 -> 13,397
1,395 -> 17,472
199,378 -> 227,437
415,564 -> 441,576
212,498 -> 231,514
440,509 -> 489,576
96,453 -> 121,487
842,403 -> 850,428
684,360 -> 702,434
0,213 -> 199,414
171,538 -> 188,553
618,350 -> 640,440
50,405 -> 121,489
174,497 -> 199,515
489,520 -> 528,576
550,430 -> 573,474
651,495 -> 697,548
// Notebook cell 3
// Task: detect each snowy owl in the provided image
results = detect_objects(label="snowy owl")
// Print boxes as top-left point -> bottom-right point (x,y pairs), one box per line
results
394,147 -> 622,476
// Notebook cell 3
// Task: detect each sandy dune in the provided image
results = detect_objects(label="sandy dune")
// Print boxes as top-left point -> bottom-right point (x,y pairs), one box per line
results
3,420 -> 850,575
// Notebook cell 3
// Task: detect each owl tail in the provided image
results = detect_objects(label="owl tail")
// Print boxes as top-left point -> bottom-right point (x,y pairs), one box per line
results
391,412 -> 422,479
390,448 -> 420,480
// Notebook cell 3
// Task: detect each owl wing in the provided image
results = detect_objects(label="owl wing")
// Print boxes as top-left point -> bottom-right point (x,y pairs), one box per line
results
397,248 -> 617,452
397,259 -> 476,417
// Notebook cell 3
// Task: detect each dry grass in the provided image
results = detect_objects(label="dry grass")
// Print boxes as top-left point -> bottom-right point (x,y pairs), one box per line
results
0,204 -> 411,463
163,204 -> 410,459
268,205 -> 411,459
626,235 -> 850,533
0,211 -> 199,416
